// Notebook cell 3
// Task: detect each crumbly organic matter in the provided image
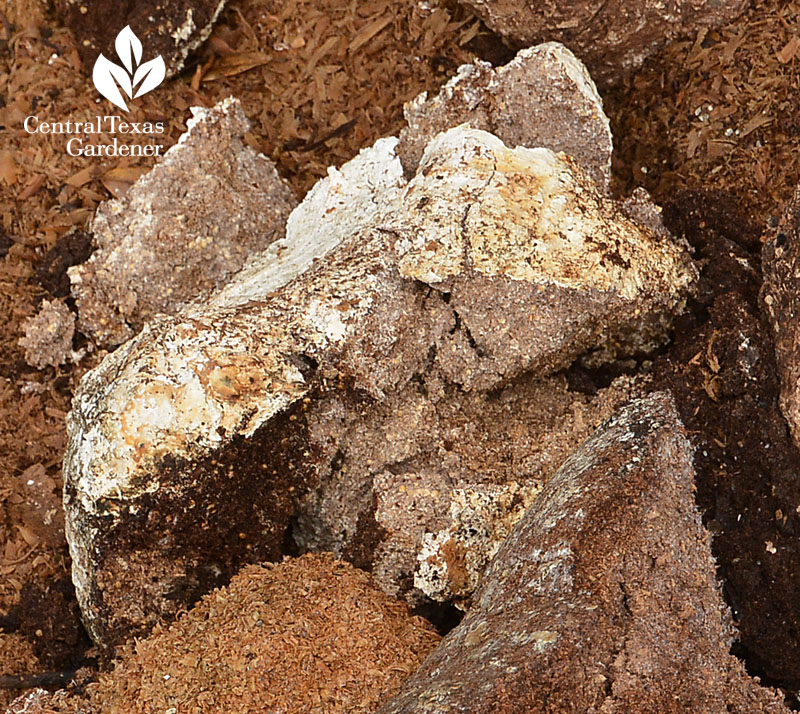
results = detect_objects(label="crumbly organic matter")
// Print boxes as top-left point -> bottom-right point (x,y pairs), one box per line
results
69,97 -> 297,347
63,126 -> 696,648
54,0 -> 227,79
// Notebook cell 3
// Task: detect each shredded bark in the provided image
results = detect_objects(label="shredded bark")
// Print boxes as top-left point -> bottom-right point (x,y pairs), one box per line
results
45,554 -> 440,714
608,0 -> 800,224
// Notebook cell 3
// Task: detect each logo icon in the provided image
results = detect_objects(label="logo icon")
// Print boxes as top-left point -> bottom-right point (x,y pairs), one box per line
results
92,26 -> 166,112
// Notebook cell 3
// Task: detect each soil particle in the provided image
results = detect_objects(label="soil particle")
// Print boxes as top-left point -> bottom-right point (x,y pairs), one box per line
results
4,0 -> 800,706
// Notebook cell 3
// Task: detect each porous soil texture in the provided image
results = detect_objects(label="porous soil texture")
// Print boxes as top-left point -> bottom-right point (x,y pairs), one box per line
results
2,0 -> 800,710
608,0 -> 800,699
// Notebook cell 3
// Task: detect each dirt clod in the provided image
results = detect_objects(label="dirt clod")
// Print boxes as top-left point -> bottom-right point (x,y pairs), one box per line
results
18,300 -> 75,370
379,393 -> 790,714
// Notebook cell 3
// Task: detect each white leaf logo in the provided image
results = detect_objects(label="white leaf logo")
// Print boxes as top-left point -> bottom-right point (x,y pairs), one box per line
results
92,25 -> 166,112
115,25 -> 142,74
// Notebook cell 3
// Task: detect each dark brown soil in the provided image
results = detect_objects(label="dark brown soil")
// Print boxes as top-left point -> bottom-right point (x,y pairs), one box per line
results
645,190 -> 800,695
34,231 -> 92,300
1,576 -> 90,671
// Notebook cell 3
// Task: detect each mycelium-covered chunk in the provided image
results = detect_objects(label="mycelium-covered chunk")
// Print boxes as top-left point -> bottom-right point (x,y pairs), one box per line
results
69,97 -> 297,347
399,42 -> 613,191
393,128 -> 696,390
377,393 -> 791,714
64,126 -> 696,648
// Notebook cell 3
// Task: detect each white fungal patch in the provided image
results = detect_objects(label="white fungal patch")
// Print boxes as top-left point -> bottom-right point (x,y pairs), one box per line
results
414,481 -> 542,605
213,137 -> 404,308
66,136 -> 406,518
171,9 -> 195,45
395,126 -> 695,301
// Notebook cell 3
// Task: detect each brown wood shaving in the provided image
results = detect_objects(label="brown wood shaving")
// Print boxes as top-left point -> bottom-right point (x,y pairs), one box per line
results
608,0 -> 800,223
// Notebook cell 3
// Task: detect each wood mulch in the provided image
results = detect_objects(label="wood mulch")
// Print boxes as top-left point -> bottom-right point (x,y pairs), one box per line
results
608,0 -> 800,225
45,555 -> 441,714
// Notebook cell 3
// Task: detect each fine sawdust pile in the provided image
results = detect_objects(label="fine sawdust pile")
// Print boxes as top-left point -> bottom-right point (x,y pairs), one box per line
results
0,634 -> 38,710
46,554 -> 440,714
609,0 -> 800,224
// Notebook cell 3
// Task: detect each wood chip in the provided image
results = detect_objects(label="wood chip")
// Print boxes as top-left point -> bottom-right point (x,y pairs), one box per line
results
101,166 -> 150,199
203,51 -> 272,81
777,36 -> 800,63
16,174 -> 46,201
0,152 -> 18,186
348,15 -> 392,53
65,166 -> 99,188
15,525 -> 39,548
740,113 -> 773,138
